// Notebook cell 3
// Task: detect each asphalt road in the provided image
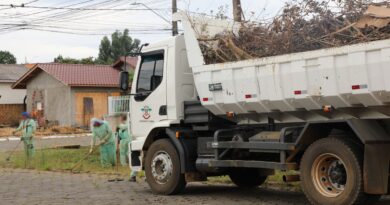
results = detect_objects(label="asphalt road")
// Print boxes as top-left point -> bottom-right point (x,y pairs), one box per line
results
0,169 -> 389,205
0,168 -> 306,205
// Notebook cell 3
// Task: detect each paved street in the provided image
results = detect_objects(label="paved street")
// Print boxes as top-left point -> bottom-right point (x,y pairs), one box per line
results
0,169 -> 306,205
0,169 -> 389,205
0,137 -> 389,205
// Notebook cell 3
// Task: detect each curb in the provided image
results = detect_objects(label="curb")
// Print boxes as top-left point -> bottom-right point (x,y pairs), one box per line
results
0,134 -> 92,143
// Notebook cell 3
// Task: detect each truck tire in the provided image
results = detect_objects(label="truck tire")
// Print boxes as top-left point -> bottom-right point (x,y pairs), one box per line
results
229,168 -> 267,188
300,137 -> 377,205
145,139 -> 186,195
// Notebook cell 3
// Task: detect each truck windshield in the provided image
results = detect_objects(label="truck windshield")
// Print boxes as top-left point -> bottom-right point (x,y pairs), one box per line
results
136,53 -> 164,93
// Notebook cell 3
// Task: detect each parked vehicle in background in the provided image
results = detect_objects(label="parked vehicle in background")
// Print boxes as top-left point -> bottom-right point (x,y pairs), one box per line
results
118,13 -> 390,205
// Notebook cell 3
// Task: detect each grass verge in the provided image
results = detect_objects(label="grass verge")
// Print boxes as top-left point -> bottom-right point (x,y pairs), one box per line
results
0,147 -> 131,176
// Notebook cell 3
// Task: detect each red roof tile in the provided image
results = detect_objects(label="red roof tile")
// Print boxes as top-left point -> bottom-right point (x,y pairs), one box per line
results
112,56 -> 138,70
13,63 -> 120,89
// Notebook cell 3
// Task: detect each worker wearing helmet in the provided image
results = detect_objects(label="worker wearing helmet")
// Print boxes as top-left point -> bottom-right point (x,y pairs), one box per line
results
13,112 -> 36,160
90,118 -> 116,168
117,115 -> 131,166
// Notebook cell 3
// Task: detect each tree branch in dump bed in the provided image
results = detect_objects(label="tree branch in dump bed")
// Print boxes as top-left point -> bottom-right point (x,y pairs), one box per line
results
197,0 -> 390,64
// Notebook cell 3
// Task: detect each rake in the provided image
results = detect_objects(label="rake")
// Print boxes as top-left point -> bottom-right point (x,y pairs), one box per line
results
5,140 -> 22,162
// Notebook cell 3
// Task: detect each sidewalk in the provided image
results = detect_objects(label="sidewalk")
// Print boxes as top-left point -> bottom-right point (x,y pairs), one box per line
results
0,135 -> 91,152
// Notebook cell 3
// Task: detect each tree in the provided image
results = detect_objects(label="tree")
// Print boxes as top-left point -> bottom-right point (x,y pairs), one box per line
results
98,36 -> 112,64
0,50 -> 16,64
97,29 -> 141,64
54,55 -> 95,64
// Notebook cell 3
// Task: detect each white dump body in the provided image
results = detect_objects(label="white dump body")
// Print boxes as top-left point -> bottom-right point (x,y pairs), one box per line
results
174,13 -> 390,123
193,40 -> 390,122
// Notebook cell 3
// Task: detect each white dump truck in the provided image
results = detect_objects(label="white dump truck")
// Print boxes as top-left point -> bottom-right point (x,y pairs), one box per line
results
119,13 -> 390,205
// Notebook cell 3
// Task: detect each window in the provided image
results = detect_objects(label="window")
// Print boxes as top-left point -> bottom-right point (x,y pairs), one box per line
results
136,53 -> 164,93
83,97 -> 94,115
36,102 -> 43,111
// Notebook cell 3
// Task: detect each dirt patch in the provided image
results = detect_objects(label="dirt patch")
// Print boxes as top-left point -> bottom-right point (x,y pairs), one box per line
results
0,126 -> 89,138
0,128 -> 14,137
42,126 -> 88,135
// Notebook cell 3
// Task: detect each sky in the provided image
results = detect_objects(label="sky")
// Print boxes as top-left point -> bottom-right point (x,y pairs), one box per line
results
0,0 -> 288,63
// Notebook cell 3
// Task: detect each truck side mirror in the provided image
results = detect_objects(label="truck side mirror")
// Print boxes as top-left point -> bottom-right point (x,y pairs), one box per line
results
119,71 -> 129,91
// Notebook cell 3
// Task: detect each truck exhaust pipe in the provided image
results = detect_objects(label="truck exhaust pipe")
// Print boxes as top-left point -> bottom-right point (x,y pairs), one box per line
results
283,175 -> 300,183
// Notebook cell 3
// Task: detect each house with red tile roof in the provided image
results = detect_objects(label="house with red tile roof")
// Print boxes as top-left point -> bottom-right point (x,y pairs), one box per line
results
12,63 -> 121,127
112,56 -> 138,71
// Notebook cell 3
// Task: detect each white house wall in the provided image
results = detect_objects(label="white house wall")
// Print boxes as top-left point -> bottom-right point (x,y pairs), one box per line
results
0,82 -> 26,104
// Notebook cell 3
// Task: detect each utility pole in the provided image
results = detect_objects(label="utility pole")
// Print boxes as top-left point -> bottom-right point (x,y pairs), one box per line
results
172,0 -> 178,36
232,0 -> 243,22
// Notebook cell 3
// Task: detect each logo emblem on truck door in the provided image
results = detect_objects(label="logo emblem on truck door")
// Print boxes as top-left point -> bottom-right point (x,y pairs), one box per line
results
141,106 -> 152,119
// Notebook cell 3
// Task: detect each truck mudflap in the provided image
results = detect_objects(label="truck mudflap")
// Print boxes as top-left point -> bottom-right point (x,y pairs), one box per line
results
364,143 -> 390,194
165,128 -> 197,174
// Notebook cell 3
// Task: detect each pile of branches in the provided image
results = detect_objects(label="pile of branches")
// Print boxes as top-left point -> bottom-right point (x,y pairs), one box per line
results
200,0 -> 390,64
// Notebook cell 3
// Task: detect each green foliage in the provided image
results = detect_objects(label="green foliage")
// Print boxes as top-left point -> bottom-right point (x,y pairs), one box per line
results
97,29 -> 141,65
0,50 -> 17,64
129,69 -> 135,82
54,55 -> 95,65
52,29 -> 140,66
98,36 -> 113,64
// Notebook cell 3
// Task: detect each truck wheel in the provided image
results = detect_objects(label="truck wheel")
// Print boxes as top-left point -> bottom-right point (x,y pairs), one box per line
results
145,139 -> 186,195
300,137 -> 374,205
229,168 -> 267,188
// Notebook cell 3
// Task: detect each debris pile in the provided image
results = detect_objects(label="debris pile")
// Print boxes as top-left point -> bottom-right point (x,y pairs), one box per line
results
200,0 -> 390,64
0,126 -> 88,138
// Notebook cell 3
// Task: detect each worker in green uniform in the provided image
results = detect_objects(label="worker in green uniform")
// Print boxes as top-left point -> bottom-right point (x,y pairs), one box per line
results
13,112 -> 36,163
90,118 -> 116,168
117,115 -> 130,166
117,115 -> 138,182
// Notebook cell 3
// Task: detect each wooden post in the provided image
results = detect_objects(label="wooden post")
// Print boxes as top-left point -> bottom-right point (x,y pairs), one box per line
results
172,0 -> 178,36
232,0 -> 243,22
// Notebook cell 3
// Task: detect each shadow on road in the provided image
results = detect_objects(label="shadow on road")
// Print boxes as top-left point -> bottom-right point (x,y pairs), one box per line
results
171,183 -> 389,205
184,184 -> 309,204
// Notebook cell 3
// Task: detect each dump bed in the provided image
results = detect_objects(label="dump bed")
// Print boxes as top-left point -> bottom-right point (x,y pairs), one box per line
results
175,13 -> 390,123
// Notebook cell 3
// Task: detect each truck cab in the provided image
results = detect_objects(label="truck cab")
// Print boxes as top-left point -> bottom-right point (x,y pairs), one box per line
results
129,36 -> 196,152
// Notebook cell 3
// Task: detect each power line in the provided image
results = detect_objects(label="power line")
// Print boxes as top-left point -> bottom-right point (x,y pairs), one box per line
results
0,0 -> 39,11
0,0 -> 102,20
0,26 -> 173,36
0,0 -> 174,37
14,1 -> 172,31
0,4 -> 169,11
0,0 -> 126,32
0,23 -> 171,31
25,0 -> 40,5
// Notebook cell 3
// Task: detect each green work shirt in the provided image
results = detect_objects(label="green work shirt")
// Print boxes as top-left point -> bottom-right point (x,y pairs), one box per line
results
16,119 -> 36,139
92,121 -> 115,146
118,123 -> 131,142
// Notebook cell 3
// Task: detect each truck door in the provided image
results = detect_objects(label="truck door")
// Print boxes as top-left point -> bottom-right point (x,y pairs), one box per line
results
130,50 -> 167,144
